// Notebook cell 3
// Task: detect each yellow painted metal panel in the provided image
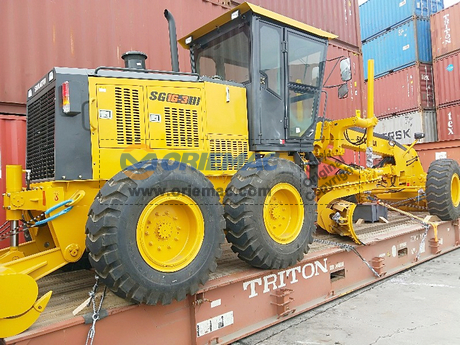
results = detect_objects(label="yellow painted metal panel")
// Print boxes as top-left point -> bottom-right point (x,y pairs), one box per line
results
89,76 -> 252,181
204,82 -> 248,135
96,147 -> 253,181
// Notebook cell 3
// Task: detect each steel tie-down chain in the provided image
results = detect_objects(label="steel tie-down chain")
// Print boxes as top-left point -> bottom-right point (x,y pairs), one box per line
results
0,212 -> 46,241
86,275 -> 107,345
367,195 -> 435,261
368,188 -> 427,211
0,221 -> 10,236
313,238 -> 381,278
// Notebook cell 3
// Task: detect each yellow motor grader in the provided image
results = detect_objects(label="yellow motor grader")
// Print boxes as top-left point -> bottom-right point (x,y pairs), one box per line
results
1,2 -> 460,337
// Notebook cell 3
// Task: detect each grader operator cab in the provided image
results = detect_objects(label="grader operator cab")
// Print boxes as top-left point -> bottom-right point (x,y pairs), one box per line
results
1,2 -> 460,338
183,5 -> 343,151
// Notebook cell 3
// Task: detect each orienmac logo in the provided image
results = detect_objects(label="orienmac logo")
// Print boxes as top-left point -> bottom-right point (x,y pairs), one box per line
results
119,144 -> 277,180
119,144 -> 354,199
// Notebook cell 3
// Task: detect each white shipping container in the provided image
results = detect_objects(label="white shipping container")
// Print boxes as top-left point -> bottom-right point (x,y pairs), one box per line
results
374,110 -> 437,145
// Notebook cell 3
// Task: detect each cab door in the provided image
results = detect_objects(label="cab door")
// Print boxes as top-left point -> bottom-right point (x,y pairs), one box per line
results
285,30 -> 326,143
257,21 -> 286,147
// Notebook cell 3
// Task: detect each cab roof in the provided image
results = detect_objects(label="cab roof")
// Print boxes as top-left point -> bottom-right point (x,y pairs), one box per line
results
178,2 -> 338,48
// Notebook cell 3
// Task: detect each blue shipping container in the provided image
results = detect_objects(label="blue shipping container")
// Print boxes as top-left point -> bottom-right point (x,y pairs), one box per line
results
363,18 -> 432,79
360,0 -> 443,42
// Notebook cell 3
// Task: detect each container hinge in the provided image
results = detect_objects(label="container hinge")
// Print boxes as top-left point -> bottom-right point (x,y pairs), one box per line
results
192,292 -> 212,307
281,41 -> 287,53
454,219 -> 460,246
207,336 -> 220,345
270,288 -> 296,318
429,237 -> 441,255
371,257 -> 386,276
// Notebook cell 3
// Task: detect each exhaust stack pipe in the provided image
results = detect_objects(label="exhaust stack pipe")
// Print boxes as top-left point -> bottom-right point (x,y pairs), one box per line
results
164,9 -> 180,72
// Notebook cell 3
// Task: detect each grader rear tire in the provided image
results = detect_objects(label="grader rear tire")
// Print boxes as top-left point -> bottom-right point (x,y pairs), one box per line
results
86,159 -> 225,305
224,157 -> 316,269
426,159 -> 460,221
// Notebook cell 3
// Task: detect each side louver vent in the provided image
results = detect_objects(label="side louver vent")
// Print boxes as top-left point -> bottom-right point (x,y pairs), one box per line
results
209,138 -> 249,171
27,87 -> 56,180
115,87 -> 141,145
164,107 -> 199,148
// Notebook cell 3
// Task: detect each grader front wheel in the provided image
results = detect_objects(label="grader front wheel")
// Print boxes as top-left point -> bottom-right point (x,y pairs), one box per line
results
426,159 -> 460,221
224,157 -> 316,269
86,160 -> 225,305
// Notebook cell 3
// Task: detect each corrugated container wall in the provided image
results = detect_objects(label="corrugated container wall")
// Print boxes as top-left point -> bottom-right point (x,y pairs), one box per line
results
0,0 -> 232,114
363,18 -> 432,79
431,1 -> 460,59
240,0 -> 362,49
0,115 -> 27,248
433,51 -> 460,106
0,0 -> 363,115
415,139 -> 460,171
374,110 -> 437,144
436,103 -> 460,141
360,0 -> 444,42
320,43 -> 364,121
363,63 -> 435,117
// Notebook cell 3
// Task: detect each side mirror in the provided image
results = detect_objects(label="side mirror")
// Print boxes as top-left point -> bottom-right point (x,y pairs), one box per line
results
338,83 -> 349,99
340,58 -> 352,82
414,132 -> 425,140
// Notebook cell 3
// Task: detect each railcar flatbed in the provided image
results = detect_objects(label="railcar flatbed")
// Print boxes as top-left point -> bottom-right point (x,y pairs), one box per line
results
4,212 -> 459,345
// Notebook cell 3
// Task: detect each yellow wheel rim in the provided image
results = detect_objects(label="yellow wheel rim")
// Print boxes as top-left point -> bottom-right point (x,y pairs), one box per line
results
263,183 -> 304,244
451,173 -> 460,207
136,193 -> 204,272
